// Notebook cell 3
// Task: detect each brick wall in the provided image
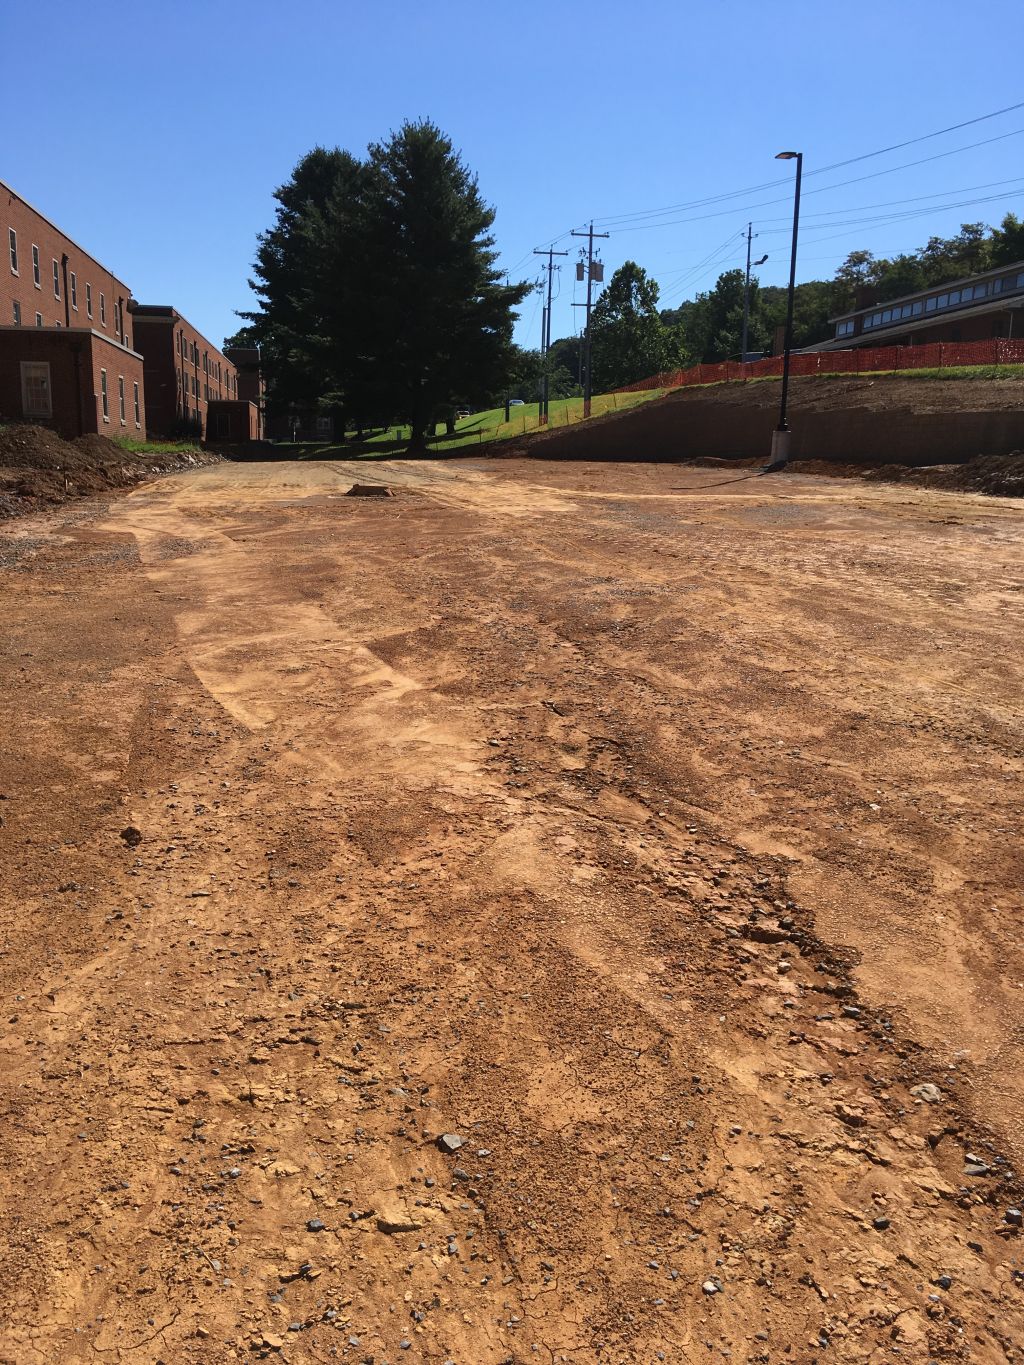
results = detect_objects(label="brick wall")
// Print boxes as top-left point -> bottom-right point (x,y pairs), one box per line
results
131,307 -> 239,437
0,329 -> 145,439
1,181 -> 133,346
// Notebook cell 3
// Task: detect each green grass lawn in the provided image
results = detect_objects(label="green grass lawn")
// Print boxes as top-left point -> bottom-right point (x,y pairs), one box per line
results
270,388 -> 669,460
116,437 -> 204,455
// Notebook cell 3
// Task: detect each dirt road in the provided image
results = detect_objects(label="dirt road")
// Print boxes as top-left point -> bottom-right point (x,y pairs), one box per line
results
1,458 -> 1022,1364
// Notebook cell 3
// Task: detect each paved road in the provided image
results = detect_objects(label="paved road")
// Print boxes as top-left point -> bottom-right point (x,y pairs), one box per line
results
1,458 -> 1022,1362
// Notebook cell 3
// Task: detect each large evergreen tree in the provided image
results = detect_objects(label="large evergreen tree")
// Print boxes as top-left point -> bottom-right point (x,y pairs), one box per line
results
357,120 -> 528,448
235,123 -> 528,446
237,147 -> 363,419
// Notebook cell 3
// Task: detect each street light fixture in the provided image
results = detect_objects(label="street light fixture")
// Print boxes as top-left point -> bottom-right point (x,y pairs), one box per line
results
764,149 -> 803,472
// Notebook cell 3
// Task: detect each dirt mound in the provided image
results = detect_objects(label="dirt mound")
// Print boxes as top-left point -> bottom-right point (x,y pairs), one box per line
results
663,372 -> 1024,413
70,432 -> 129,461
0,422 -> 222,518
0,422 -> 75,470
780,451 -> 1024,496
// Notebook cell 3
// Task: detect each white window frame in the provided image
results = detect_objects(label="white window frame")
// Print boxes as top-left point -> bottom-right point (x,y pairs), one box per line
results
70,272 -> 78,310
9,227 -> 18,274
118,375 -> 126,424
13,300 -> 22,326
35,311 -> 43,327
52,258 -> 61,299
20,361 -> 52,418
86,282 -> 93,318
100,292 -> 106,325
32,244 -> 40,287
133,380 -> 140,427
100,369 -> 109,421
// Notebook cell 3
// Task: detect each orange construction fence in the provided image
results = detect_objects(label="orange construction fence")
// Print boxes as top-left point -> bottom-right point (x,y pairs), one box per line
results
615,338 -> 1024,393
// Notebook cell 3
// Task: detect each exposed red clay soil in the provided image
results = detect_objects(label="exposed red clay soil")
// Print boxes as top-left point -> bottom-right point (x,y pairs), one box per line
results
0,424 -> 221,518
1,457 -> 1022,1364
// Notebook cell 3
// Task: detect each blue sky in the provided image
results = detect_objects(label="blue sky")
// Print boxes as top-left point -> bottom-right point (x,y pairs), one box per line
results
4,0 -> 1023,351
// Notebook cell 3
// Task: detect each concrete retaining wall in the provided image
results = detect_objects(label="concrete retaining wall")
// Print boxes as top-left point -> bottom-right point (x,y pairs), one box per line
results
531,398 -> 1024,467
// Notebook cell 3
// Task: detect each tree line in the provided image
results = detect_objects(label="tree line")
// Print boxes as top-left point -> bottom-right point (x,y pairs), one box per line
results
523,212 -> 1024,389
231,133 -> 1024,428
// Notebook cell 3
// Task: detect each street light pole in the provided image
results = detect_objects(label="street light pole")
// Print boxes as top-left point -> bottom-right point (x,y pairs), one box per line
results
741,221 -> 768,363
766,150 -> 802,472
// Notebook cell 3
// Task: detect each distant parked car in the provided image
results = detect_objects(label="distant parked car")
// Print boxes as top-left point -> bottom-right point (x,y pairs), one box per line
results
455,409 -> 472,420
509,398 -> 525,407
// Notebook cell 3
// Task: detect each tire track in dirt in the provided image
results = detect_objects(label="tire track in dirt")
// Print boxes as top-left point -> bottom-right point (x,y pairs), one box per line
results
0,460 -> 1021,1363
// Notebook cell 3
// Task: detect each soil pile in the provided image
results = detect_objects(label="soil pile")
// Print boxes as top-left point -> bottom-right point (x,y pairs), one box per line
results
0,423 -> 222,517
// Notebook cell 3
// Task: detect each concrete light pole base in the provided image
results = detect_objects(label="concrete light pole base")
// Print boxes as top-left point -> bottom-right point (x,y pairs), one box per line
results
762,427 -> 791,474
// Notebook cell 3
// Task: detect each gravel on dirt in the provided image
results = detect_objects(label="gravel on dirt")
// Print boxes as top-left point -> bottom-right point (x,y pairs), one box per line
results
0,455 -> 1022,1363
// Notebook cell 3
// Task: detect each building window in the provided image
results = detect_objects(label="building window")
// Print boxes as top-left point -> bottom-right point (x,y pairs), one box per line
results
912,301 -> 923,316
35,311 -> 43,327
133,381 -> 140,426
70,272 -> 78,310
100,293 -> 106,324
100,369 -> 109,420
20,361 -> 52,418
8,227 -> 18,274
52,259 -> 61,298
118,376 -> 126,423
13,300 -> 22,325
32,245 -> 40,287
86,283 -> 93,317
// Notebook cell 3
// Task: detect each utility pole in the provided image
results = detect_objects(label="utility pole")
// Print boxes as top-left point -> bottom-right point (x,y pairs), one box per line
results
571,222 -> 609,418
534,246 -> 568,425
741,222 -> 768,363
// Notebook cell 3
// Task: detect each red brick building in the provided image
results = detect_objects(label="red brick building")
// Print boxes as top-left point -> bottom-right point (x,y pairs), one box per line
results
224,345 -> 265,438
129,304 -> 243,439
2,180 -> 133,343
816,259 -> 1024,351
1,179 -> 146,437
0,328 -> 145,439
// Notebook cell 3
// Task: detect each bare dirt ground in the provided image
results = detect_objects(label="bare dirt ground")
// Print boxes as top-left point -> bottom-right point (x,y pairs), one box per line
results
1,458 -> 1022,1365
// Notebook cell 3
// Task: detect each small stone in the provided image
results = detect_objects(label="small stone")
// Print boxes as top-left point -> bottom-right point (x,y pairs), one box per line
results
377,1213 -> 423,1234
910,1083 -> 942,1105
835,1103 -> 867,1129
872,1216 -> 891,1231
120,825 -> 143,846
262,1334 -> 284,1350
964,1162 -> 991,1177
842,1006 -> 862,1020
935,1275 -> 952,1290
307,1218 -> 325,1232
437,1133 -> 465,1154
1004,1208 -> 1022,1226
702,1279 -> 721,1295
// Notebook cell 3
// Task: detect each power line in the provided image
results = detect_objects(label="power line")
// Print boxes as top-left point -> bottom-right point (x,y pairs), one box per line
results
807,99 -> 1024,177
592,124 -> 1024,238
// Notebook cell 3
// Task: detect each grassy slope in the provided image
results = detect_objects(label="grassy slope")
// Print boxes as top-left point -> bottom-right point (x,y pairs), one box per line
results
263,362 -> 1024,462
272,389 -> 668,460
